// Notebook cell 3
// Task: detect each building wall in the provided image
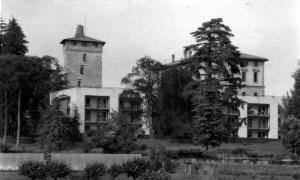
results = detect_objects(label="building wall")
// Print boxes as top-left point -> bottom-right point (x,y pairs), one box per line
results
238,96 -> 279,139
63,41 -> 103,88
239,60 -> 265,96
50,87 -> 124,132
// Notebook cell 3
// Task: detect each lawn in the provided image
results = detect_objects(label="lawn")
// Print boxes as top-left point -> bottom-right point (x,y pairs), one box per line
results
136,138 -> 289,155
1,136 -> 289,156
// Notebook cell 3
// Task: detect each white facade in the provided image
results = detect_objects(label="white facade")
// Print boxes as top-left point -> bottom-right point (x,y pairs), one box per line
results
50,87 -> 124,133
238,95 -> 280,139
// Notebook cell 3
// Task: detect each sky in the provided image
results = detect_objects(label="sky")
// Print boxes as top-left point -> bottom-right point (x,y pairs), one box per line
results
1,0 -> 300,97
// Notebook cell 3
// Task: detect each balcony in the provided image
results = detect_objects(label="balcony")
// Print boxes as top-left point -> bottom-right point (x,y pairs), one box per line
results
247,125 -> 269,131
247,112 -> 269,117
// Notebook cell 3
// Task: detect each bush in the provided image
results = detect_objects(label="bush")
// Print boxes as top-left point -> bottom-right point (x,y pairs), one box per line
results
0,143 -> 11,152
109,164 -> 123,180
82,141 -> 96,153
84,162 -> 106,180
142,169 -> 172,180
18,161 -> 47,180
123,158 -> 149,180
231,148 -> 248,156
166,149 -> 217,160
46,161 -> 72,180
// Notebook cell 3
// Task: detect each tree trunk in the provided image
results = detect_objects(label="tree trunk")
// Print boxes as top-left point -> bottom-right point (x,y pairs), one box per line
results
16,90 -> 21,147
3,91 -> 8,145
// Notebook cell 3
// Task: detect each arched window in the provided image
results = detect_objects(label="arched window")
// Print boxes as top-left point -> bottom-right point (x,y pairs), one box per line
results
80,66 -> 84,74
83,53 -> 87,62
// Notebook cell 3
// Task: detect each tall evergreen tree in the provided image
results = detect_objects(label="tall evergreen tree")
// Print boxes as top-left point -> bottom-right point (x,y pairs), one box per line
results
2,17 -> 28,55
183,18 -> 243,150
0,17 -> 7,54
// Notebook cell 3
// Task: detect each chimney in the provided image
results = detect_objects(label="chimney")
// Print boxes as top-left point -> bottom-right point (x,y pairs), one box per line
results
172,54 -> 175,63
75,25 -> 84,37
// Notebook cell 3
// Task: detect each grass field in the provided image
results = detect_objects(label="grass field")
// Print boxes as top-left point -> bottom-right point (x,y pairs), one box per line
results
1,136 -> 290,156
136,138 -> 289,155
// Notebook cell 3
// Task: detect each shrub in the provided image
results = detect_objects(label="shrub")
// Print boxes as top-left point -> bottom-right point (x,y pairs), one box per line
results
123,158 -> 149,180
142,169 -> 172,180
0,143 -> 11,152
46,161 -> 72,180
84,162 -> 106,180
82,141 -> 96,153
109,164 -> 123,180
231,148 -> 248,156
18,161 -> 47,180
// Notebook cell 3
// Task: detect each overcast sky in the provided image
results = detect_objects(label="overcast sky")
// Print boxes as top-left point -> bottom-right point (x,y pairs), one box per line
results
1,0 -> 300,96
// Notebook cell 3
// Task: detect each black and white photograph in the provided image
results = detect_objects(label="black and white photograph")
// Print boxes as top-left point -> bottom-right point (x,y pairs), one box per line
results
0,0 -> 299,179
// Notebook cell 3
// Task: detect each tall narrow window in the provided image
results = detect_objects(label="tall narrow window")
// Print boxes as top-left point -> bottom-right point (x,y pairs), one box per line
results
77,80 -> 81,87
85,111 -> 91,121
83,54 -> 87,62
85,97 -> 90,107
80,66 -> 84,74
254,72 -> 258,83
242,72 -> 246,82
248,118 -> 252,128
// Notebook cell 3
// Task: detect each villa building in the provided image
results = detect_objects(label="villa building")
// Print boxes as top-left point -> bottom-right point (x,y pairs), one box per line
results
50,25 -> 142,133
170,50 -> 280,139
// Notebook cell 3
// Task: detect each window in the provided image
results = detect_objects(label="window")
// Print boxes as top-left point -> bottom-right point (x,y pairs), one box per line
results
93,42 -> 98,47
254,92 -> 258,96
97,112 -> 106,122
247,131 -> 252,138
242,92 -> 246,96
278,118 -> 281,124
72,41 -> 77,46
83,54 -> 87,62
248,118 -> 252,128
85,111 -> 91,121
82,42 -> 87,46
97,98 -> 107,109
77,80 -> 81,87
85,97 -> 91,107
80,66 -> 84,74
242,61 -> 248,67
254,62 -> 258,66
254,72 -> 258,83
242,72 -> 246,82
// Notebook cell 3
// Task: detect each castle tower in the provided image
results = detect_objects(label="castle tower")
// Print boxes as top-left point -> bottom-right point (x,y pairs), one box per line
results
60,25 -> 105,88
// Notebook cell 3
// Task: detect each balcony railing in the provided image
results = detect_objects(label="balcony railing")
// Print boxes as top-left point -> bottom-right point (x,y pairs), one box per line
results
248,125 -> 269,130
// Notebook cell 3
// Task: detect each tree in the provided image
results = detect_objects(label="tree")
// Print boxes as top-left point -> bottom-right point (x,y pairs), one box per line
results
18,161 -> 47,180
46,161 -> 72,180
0,17 -> 7,53
36,99 -> 81,152
283,64 -> 300,119
2,17 -> 28,55
109,164 -> 123,180
156,66 -> 193,138
91,111 -> 138,153
122,158 -> 149,180
121,56 -> 164,136
281,117 -> 300,155
182,18 -> 243,150
84,163 -> 107,180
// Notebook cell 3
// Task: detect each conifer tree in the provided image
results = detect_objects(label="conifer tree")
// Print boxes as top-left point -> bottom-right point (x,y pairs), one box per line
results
183,18 -> 243,150
2,17 -> 28,55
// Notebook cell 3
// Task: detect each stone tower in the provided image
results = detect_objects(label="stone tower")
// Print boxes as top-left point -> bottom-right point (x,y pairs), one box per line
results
60,25 -> 105,88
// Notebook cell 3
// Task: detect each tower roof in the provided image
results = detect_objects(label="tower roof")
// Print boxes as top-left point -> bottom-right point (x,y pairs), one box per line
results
60,25 -> 105,45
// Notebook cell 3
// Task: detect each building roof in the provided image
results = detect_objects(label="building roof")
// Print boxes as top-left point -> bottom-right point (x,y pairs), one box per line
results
60,36 -> 105,44
239,53 -> 268,61
60,24 -> 105,45
167,53 -> 268,66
